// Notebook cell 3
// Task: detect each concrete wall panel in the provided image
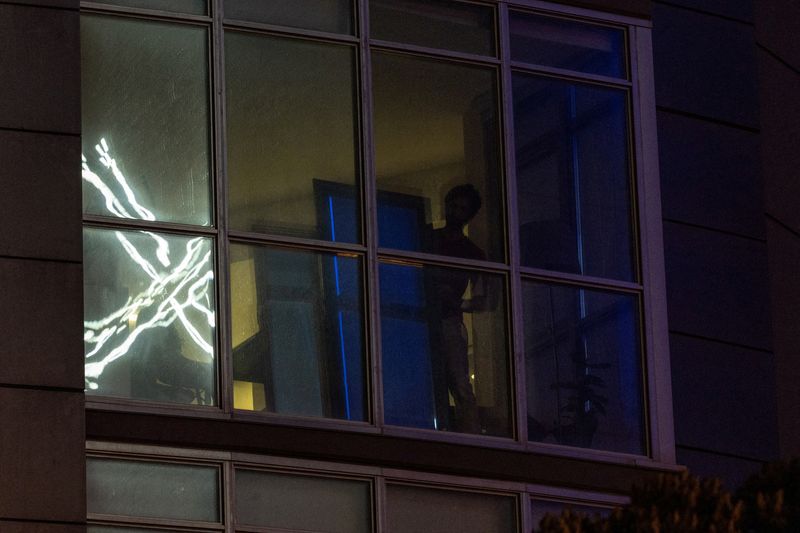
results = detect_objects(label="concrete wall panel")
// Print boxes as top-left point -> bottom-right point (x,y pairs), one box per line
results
0,131 -> 81,262
652,4 -> 758,128
0,4 -> 79,134
657,111 -> 763,239
663,222 -> 771,350
0,388 -> 84,522
670,333 -> 778,460
0,258 -> 83,389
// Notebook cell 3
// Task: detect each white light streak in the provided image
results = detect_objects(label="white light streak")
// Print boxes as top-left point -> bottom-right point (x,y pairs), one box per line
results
82,140 -> 215,393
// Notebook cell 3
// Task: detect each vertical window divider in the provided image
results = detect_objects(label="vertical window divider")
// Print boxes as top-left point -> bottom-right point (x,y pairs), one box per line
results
629,24 -> 675,464
521,491 -> 534,533
498,1 -> 528,445
375,472 -> 388,533
359,0 -> 385,429
223,459 -> 235,532
212,0 -> 233,414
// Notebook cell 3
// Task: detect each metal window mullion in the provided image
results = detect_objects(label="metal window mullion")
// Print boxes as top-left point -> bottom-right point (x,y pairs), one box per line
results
358,0 -> 384,429
519,266 -> 644,293
221,18 -> 359,45
227,230 -> 367,255
224,459 -> 235,533
211,0 -> 233,414
369,38 -> 501,66
508,61 -> 632,89
629,25 -> 675,464
499,1 -> 528,446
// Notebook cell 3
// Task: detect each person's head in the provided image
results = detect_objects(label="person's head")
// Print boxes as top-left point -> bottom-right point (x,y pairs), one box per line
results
444,184 -> 482,227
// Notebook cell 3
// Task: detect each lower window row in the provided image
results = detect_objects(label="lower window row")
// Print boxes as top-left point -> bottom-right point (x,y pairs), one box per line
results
84,226 -> 645,455
87,449 -> 622,533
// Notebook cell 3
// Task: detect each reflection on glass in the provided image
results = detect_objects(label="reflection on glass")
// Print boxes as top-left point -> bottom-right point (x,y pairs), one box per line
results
510,11 -> 626,78
380,261 -> 510,436
373,52 -> 505,262
513,74 -> 634,281
523,281 -> 644,454
224,0 -> 353,35
81,15 -> 211,226
231,244 -> 366,421
92,0 -> 206,15
226,32 -> 360,243
236,469 -> 371,532
83,227 -> 216,405
387,484 -> 517,533
370,0 -> 496,57
87,457 -> 219,522
530,498 -> 612,531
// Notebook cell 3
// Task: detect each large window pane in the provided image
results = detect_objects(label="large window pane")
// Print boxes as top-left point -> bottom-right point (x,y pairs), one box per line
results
373,52 -> 505,263
226,32 -> 360,243
513,74 -> 635,281
387,484 -> 517,533
83,227 -> 216,405
87,457 -> 219,522
81,15 -> 211,226
224,0 -> 353,35
380,261 -> 510,436
523,281 -> 645,454
236,469 -> 371,532
91,0 -> 206,15
370,0 -> 496,57
510,11 -> 626,78
231,244 -> 366,421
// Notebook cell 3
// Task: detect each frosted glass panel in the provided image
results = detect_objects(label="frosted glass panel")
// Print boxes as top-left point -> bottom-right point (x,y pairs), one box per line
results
387,484 -> 517,533
81,15 -> 211,226
236,469 -> 371,532
83,227 -> 216,405
87,458 -> 219,522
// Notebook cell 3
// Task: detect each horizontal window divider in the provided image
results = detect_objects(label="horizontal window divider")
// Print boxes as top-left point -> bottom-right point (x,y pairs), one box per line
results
83,215 -> 219,236
369,39 -> 501,66
526,483 -> 630,506
524,440 -> 661,468
232,453 -> 382,477
504,0 -> 652,28
382,468 -> 527,494
88,439 -> 233,461
231,409 -> 379,434
86,397 -> 230,418
377,248 -> 510,272
222,19 -> 359,45
381,425 -> 522,450
228,231 -> 367,254
519,267 -> 643,292
234,525 -> 319,533
88,514 -> 224,530
80,2 -> 212,24
510,61 -> 632,87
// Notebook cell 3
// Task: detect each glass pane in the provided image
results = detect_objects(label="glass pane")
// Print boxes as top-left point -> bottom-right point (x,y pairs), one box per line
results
236,469 -> 371,532
224,0 -> 353,35
523,281 -> 645,454
371,0 -> 495,57
81,15 -> 211,226
91,0 -> 206,15
530,498 -> 612,530
380,261 -> 510,436
387,484 -> 517,533
510,11 -> 625,78
373,52 -> 504,262
83,227 -> 216,405
231,244 -> 366,421
226,31 -> 360,243
512,73 -> 634,281
87,457 -> 219,522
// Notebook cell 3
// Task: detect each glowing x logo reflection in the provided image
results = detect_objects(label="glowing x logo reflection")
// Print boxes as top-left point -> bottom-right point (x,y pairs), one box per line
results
82,138 -> 214,391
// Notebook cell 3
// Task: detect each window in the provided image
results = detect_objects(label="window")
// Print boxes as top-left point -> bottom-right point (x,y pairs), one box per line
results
81,0 -> 668,459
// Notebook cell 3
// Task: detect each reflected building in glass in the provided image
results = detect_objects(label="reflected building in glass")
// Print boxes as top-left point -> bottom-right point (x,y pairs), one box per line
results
1,0 -> 796,531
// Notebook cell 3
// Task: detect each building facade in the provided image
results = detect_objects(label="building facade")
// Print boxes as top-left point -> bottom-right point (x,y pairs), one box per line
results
0,0 -> 797,531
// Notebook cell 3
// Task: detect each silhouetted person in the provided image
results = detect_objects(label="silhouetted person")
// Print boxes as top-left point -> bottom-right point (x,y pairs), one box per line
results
425,184 -> 494,433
